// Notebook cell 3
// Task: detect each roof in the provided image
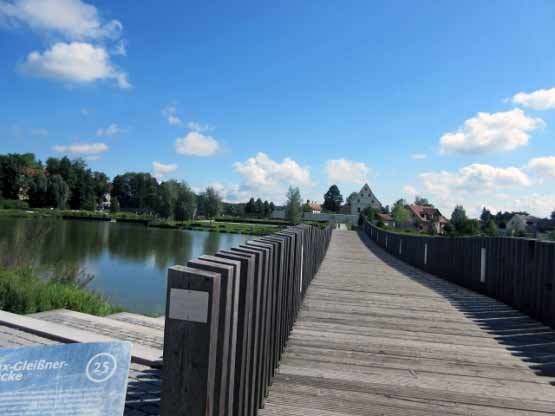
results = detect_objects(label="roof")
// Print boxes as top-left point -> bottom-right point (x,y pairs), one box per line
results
376,213 -> 393,221
308,202 -> 321,211
408,204 -> 448,224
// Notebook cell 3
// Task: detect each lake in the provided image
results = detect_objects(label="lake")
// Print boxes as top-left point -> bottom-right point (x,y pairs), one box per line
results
0,218 -> 252,315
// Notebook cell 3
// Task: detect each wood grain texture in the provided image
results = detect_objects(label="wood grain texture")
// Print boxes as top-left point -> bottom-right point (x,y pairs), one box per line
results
261,230 -> 555,416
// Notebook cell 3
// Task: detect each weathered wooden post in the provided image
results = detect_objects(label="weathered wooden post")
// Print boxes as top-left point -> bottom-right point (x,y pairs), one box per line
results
160,266 -> 221,416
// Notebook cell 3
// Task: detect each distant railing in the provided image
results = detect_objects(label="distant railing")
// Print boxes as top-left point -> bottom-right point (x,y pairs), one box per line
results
363,219 -> 555,328
160,224 -> 332,416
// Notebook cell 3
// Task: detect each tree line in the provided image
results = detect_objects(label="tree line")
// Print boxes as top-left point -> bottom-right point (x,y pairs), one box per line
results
0,153 -> 224,220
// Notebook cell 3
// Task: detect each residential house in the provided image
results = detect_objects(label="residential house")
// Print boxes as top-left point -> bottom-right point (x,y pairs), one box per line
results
305,200 -> 321,214
376,213 -> 395,227
407,204 -> 448,234
506,214 -> 542,234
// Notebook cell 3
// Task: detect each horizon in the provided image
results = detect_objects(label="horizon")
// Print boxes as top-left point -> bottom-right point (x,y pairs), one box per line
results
2,0 -> 555,217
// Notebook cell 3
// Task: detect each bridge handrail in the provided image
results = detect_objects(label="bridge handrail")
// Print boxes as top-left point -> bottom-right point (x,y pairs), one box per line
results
160,224 -> 332,416
363,219 -> 555,329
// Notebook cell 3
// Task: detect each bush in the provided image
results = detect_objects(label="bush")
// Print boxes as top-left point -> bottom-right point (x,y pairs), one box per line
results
0,199 -> 29,210
0,267 -> 121,316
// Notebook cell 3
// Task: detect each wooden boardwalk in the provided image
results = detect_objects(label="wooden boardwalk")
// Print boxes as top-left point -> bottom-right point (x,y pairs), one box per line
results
261,230 -> 555,415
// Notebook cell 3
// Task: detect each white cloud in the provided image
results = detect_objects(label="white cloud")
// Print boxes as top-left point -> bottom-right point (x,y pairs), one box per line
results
234,152 -> 312,188
439,109 -> 543,154
112,40 -> 126,56
0,0 -> 122,40
187,121 -> 212,132
30,128 -> 48,136
52,142 -> 108,155
161,105 -> 181,126
207,182 -> 252,203
80,108 -> 89,116
411,153 -> 426,160
420,163 -> 531,196
19,42 -> 131,88
511,87 -> 555,110
96,122 -> 125,137
175,131 -> 220,157
527,156 -> 555,177
509,194 -> 555,218
152,161 -> 177,179
403,185 -> 418,197
325,159 -> 368,185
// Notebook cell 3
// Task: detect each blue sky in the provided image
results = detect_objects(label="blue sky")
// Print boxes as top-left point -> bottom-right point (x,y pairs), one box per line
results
2,0 -> 555,217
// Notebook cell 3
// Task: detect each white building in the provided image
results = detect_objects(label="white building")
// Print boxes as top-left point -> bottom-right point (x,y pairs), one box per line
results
348,183 -> 382,215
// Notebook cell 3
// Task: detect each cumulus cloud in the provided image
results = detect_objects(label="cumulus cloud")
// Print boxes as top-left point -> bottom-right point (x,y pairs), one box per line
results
52,142 -> 108,155
234,152 -> 311,189
161,105 -> 181,126
187,121 -> 212,132
0,0 -> 122,40
509,194 -> 555,218
207,182 -> 253,203
325,159 -> 368,185
152,161 -> 177,179
439,109 -> 543,154
420,163 -> 531,196
403,185 -> 418,197
96,122 -> 125,137
411,153 -> 426,160
527,156 -> 555,177
511,87 -> 555,110
19,42 -> 130,88
175,131 -> 220,157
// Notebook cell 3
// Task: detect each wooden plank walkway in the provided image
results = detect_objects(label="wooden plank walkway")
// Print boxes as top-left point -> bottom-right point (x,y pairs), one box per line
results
261,230 -> 555,416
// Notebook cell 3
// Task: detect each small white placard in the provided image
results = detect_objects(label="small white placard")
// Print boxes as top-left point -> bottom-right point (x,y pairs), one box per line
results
169,288 -> 209,323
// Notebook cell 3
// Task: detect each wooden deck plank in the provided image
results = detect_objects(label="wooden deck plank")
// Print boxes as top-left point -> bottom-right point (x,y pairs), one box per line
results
262,230 -> 555,415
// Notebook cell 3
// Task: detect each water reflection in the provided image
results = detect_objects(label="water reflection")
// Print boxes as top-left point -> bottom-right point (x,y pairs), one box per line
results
0,218 -> 251,314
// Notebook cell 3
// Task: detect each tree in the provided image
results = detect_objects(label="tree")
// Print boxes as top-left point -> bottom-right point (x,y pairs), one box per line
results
285,186 -> 302,224
0,153 -> 39,200
484,219 -> 498,236
551,210 -> 555,221
28,172 -> 48,207
451,205 -> 468,232
263,200 -> 270,217
93,172 -> 110,207
245,198 -> 255,215
414,196 -> 430,206
480,207 -> 493,225
158,180 -> 179,218
174,182 -> 196,221
323,185 -> 343,212
110,196 -> 120,213
47,174 -> 70,209
363,206 -> 379,221
200,187 -> 222,221
254,198 -> 264,216
391,199 -> 410,226
302,202 -> 312,212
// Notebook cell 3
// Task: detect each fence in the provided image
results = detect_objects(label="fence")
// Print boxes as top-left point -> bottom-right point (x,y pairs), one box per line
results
160,224 -> 332,416
363,220 -> 555,329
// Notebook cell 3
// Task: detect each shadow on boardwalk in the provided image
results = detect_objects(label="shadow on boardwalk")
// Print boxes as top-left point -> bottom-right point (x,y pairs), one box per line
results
356,230 -> 555,386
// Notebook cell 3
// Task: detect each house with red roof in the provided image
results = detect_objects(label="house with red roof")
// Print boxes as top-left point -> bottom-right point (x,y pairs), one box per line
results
407,204 -> 449,234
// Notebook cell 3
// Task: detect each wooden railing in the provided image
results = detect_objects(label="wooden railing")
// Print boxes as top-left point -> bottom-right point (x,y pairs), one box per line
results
363,219 -> 555,328
160,224 -> 332,416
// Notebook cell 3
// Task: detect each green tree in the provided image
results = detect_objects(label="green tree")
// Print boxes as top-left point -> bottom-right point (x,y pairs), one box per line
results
286,186 -> 302,224
323,185 -> 343,212
551,210 -> 555,221
200,187 -> 222,221
245,198 -> 255,215
392,199 -> 410,226
110,196 -> 120,213
93,172 -> 110,207
175,182 -> 196,221
254,198 -> 264,216
484,219 -> 498,236
414,196 -> 430,206
480,207 -> 493,225
363,206 -> 379,221
47,174 -> 70,209
0,153 -> 39,200
28,172 -> 48,207
158,180 -> 179,218
451,205 -> 468,232
302,202 -> 312,212
263,200 -> 270,217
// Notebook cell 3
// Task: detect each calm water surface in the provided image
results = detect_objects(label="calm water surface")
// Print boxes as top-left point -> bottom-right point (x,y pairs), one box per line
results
0,218 -> 252,314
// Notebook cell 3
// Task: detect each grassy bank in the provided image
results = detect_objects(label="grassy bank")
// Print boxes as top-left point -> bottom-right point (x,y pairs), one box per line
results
0,267 -> 122,316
